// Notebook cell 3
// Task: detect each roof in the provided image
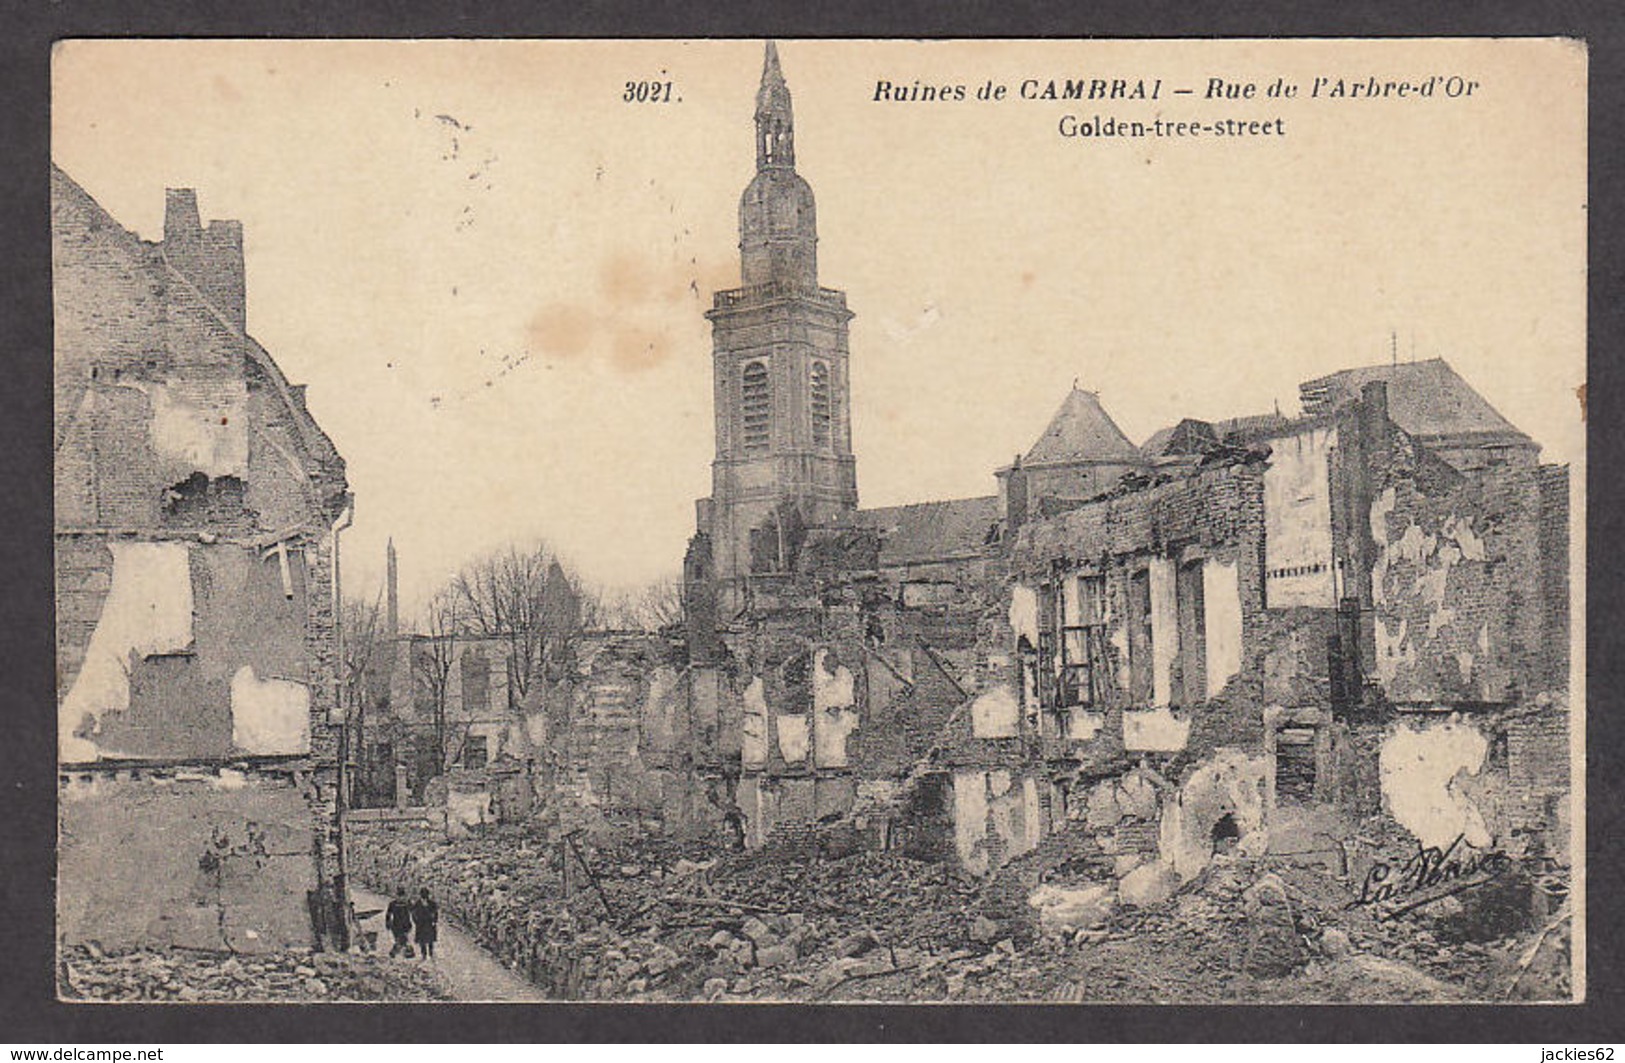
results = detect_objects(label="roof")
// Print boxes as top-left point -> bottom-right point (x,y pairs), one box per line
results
1298,359 -> 1530,446
1022,388 -> 1144,467
856,495 -> 1001,567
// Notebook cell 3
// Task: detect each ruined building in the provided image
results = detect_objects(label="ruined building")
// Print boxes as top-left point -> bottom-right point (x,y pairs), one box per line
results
346,44 -> 1569,924
352,542 -> 618,832
54,167 -> 353,952
660,41 -> 1573,909
350,541 -> 530,812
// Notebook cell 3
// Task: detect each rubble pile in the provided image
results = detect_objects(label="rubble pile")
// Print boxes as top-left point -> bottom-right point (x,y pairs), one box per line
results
346,822 -> 1570,1003
58,945 -> 449,1002
349,824 -> 1028,1000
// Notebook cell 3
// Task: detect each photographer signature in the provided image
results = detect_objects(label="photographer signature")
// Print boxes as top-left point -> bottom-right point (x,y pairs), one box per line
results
1355,833 -> 1513,919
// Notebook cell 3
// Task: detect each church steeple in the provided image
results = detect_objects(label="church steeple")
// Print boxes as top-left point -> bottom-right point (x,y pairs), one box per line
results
739,40 -> 818,288
695,40 -> 857,614
755,41 -> 795,170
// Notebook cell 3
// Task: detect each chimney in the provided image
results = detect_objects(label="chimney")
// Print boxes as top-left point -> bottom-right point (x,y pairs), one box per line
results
161,187 -> 247,333
1360,379 -> 1389,422
1006,455 -> 1029,534
164,188 -> 201,245
1358,379 -> 1391,451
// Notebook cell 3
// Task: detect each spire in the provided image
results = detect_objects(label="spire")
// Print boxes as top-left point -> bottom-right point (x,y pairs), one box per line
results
385,538 -> 399,640
762,40 -> 782,86
738,39 -> 818,286
755,40 -> 795,170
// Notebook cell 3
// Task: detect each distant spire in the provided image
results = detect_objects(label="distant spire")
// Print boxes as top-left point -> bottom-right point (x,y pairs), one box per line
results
755,40 -> 795,170
763,40 -> 783,86
385,538 -> 399,640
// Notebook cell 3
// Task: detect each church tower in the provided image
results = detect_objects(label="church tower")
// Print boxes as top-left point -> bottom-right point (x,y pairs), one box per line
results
691,42 -> 859,618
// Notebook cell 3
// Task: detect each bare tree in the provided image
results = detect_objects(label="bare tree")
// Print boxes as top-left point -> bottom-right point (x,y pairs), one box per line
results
412,586 -> 463,776
595,575 -> 684,632
447,542 -> 586,705
340,591 -> 387,805
340,591 -> 387,719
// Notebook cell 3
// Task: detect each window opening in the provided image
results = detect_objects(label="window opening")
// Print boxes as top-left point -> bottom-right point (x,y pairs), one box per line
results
742,361 -> 771,454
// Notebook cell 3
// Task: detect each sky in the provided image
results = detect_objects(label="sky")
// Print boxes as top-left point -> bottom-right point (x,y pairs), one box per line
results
51,38 -> 1586,621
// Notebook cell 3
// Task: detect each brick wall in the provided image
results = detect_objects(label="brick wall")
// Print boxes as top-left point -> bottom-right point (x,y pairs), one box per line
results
1506,697 -> 1570,861
54,166 -> 351,948
1366,445 -> 1547,705
59,766 -> 319,953
1537,464 -> 1571,691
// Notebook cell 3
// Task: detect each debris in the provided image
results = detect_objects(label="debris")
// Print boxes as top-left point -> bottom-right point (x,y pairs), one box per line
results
1320,927 -> 1352,958
755,944 -> 797,968
342,822 -> 1567,1003
1506,905 -> 1571,999
1118,862 -> 1180,908
58,945 -> 447,1002
1028,883 -> 1115,936
1240,874 -> 1305,978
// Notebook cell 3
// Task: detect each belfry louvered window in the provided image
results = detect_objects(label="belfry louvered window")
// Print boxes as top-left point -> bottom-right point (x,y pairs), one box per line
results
742,361 -> 771,454
810,361 -> 831,448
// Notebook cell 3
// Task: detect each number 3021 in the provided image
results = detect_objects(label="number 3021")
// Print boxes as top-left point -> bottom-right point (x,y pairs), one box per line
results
624,80 -> 677,103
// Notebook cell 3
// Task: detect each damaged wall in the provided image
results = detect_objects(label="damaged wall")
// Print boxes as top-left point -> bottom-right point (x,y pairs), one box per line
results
667,345 -> 1570,889
1368,462 -> 1545,705
811,649 -> 859,768
54,167 -> 350,950
58,538 -> 312,763
951,768 -> 1045,876
1506,696 -> 1570,863
999,460 -> 1269,763
517,634 -> 733,839
59,767 -> 317,953
1203,559 -> 1243,698
1377,714 -> 1494,850
1263,426 -> 1338,608
58,541 -> 195,761
1158,749 -> 1270,880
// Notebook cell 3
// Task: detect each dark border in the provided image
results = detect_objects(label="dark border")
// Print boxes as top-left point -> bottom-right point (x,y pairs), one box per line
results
4,0 -> 1621,1044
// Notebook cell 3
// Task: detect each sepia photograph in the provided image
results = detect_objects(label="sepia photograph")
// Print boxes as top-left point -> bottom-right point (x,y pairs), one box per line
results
50,37 -> 1584,1006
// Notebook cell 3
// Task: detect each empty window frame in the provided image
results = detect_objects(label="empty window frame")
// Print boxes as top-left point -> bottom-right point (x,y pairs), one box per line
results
1056,573 -> 1109,708
1128,568 -> 1154,704
1274,726 -> 1318,804
1176,559 -> 1207,705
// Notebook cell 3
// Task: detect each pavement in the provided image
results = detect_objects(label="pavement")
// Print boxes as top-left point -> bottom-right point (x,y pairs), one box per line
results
350,885 -> 547,1002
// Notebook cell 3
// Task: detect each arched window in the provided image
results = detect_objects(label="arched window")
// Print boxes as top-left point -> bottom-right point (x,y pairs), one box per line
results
810,361 -> 831,448
742,361 -> 771,454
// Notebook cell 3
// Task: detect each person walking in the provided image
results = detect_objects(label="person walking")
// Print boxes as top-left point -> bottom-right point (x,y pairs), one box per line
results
411,886 -> 440,961
385,887 -> 415,958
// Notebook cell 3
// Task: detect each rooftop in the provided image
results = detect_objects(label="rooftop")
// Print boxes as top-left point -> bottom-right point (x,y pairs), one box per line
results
856,496 -> 1002,566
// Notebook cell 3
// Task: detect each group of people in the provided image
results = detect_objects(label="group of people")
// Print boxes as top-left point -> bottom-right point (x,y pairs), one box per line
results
384,886 -> 440,960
